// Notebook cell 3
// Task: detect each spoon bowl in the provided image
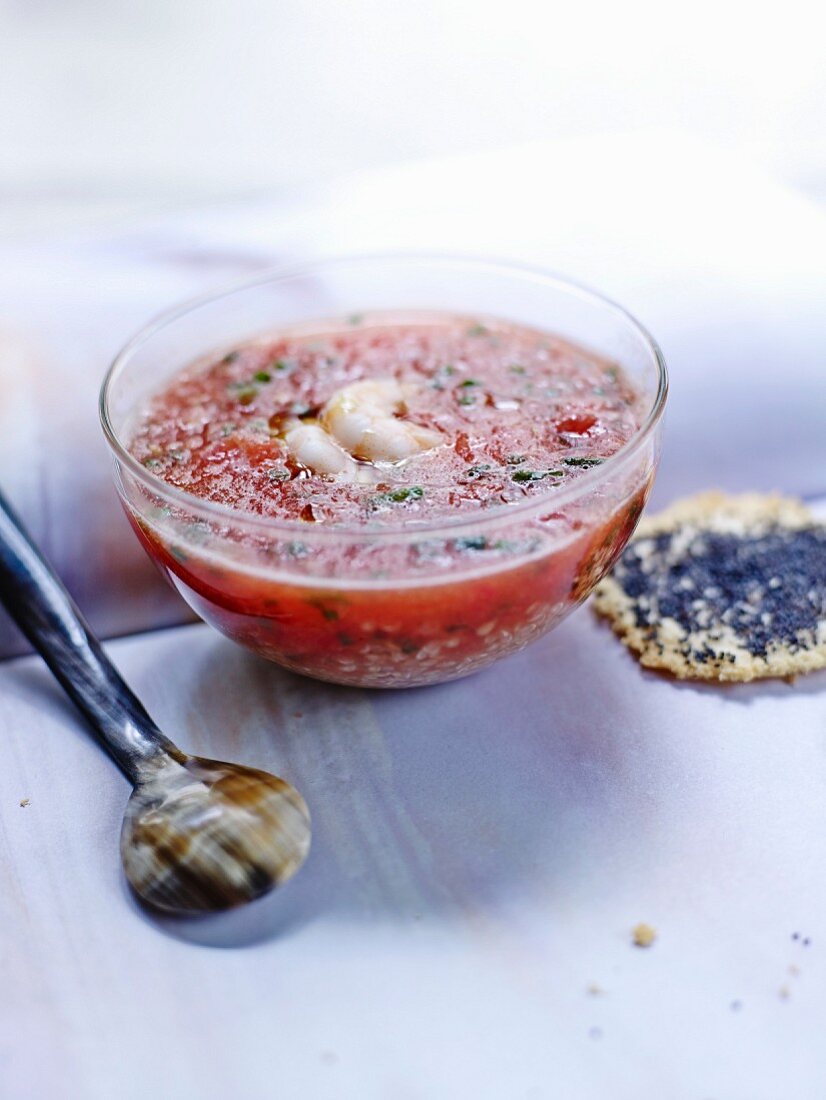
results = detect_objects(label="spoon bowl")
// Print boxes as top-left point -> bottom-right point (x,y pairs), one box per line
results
0,478 -> 312,923
121,755 -> 311,914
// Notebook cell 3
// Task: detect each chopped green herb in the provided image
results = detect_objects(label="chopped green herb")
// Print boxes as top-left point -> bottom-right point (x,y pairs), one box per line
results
220,423 -> 236,437
506,453 -> 527,465
563,456 -> 605,469
451,535 -> 536,554
455,536 -> 488,551
509,364 -> 526,374
605,365 -> 619,381
388,485 -> 424,503
286,541 -> 309,557
458,393 -> 477,406
466,324 -> 488,337
512,468 -> 564,483
228,381 -> 259,404
267,466 -> 290,481
221,350 -> 240,365
466,463 -> 493,478
307,596 -> 348,620
459,378 -> 480,388
230,366 -> 285,401
142,457 -> 162,469
431,364 -> 457,389
371,485 -> 425,507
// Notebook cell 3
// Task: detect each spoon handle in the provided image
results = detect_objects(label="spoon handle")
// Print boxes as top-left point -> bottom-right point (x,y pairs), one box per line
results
0,489 -> 179,782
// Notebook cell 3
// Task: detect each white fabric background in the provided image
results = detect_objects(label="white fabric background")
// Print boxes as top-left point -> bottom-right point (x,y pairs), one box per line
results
0,0 -> 824,237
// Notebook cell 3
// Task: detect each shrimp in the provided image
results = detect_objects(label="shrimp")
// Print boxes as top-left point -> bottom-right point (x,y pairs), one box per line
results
321,378 -> 443,463
281,419 -> 360,480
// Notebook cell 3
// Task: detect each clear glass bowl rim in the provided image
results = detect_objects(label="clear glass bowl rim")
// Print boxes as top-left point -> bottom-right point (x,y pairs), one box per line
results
99,252 -> 668,544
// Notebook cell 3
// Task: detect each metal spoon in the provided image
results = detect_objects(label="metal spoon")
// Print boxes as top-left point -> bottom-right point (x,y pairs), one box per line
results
0,489 -> 311,914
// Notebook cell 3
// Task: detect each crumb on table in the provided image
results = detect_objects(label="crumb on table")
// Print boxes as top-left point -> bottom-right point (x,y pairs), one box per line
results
632,922 -> 657,948
19,798 -> 30,808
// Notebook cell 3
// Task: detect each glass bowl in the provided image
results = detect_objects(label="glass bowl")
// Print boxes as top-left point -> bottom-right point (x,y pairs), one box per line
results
100,255 -> 667,688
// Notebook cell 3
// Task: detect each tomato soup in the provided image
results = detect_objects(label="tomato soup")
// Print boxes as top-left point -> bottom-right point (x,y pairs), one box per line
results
124,313 -> 653,686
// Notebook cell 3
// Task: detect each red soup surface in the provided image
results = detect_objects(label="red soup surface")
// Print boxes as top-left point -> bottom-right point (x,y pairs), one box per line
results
126,313 -> 654,686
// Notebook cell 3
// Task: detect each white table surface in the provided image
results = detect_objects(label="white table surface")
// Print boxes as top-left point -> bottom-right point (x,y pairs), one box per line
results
3,615 -> 826,1100
1,135 -> 825,1099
